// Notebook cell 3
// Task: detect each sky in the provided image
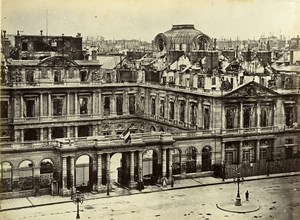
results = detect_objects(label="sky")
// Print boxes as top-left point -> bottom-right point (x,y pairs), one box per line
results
1,0 -> 300,42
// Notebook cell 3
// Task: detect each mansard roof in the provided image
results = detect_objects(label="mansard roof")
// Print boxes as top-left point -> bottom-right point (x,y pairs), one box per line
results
224,81 -> 280,98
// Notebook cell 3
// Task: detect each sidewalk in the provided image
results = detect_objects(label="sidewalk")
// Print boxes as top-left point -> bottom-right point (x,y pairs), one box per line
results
1,171 -> 300,212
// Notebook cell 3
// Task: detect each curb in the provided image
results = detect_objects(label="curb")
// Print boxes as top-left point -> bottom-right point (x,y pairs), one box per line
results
1,173 -> 300,212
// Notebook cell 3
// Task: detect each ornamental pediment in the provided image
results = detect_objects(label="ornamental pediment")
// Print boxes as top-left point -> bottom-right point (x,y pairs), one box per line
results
38,56 -> 78,67
224,81 -> 279,98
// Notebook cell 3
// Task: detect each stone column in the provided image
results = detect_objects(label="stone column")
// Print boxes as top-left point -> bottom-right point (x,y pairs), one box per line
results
257,102 -> 261,128
130,151 -> 135,185
97,91 -> 102,117
97,153 -> 103,192
92,92 -> 96,116
239,141 -> 243,164
175,96 -> 179,122
70,157 -> 76,193
62,157 -> 68,195
168,148 -> 173,179
48,93 -> 51,116
74,126 -> 78,138
198,98 -> 202,128
138,151 -> 143,182
12,168 -> 20,192
162,148 -> 167,177
221,142 -> 225,163
256,140 -> 260,162
106,153 -> 111,190
123,91 -> 128,115
20,94 -> 24,118
66,127 -> 70,138
48,127 -> 52,140
111,93 -> 116,116
20,129 -> 24,142
156,94 -> 160,118
239,103 -> 243,129
39,93 -> 43,117
74,92 -> 78,115
165,97 -> 169,120
33,167 -> 41,196
185,98 -> 189,125
66,92 -> 70,116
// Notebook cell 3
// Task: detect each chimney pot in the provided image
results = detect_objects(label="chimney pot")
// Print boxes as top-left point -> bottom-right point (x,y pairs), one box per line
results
40,30 -> 43,35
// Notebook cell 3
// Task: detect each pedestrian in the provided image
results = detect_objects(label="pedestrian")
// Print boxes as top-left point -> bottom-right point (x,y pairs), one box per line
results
245,190 -> 249,201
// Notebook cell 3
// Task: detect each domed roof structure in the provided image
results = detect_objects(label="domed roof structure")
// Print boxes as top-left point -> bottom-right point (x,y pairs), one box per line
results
154,24 -> 211,53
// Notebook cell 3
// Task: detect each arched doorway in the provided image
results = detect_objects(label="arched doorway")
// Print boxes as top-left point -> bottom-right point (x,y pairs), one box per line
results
110,153 -> 122,184
186,147 -> 197,173
172,148 -> 181,175
40,159 -> 54,189
19,160 -> 34,190
150,126 -> 156,132
142,150 -> 159,185
202,146 -> 211,171
0,162 -> 12,192
75,155 -> 92,191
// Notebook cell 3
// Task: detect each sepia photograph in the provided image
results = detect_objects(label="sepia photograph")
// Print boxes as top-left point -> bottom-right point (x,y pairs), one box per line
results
0,0 -> 300,219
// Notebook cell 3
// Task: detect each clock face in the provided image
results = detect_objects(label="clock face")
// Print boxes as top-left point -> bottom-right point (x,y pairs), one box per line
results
158,38 -> 164,51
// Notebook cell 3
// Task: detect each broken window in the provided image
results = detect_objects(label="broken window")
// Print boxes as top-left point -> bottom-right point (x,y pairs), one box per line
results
104,97 -> 110,116
79,97 -> 88,114
116,95 -> 123,115
203,107 -> 210,129
225,107 -> 235,129
53,98 -> 63,116
129,95 -> 135,114
179,101 -> 185,122
190,104 -> 197,125
80,70 -> 88,82
160,100 -> 164,117
26,99 -> 35,117
151,98 -> 156,116
26,70 -> 35,84
285,105 -> 294,127
243,106 -> 251,128
54,70 -> 62,83
0,101 -> 8,118
24,129 -> 38,141
169,102 -> 174,120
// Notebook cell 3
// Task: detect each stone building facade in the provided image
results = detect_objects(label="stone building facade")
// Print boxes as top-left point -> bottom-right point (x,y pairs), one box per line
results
1,26 -> 300,198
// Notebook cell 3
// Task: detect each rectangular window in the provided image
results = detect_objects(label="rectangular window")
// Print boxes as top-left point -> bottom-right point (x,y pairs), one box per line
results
286,138 -> 293,144
80,70 -> 88,82
160,100 -> 164,117
79,97 -> 88,114
26,70 -> 35,84
242,151 -> 250,162
190,104 -> 197,125
53,98 -> 63,116
151,98 -> 156,116
204,107 -> 210,129
26,100 -> 35,117
243,107 -> 251,128
285,147 -> 293,159
179,101 -> 185,122
104,97 -> 110,116
260,149 -> 267,160
225,152 -> 233,164
198,76 -> 205,88
212,77 -> 216,85
169,102 -> 174,120
129,95 -> 135,114
169,76 -> 174,84
285,106 -> 294,127
116,95 -> 123,115
54,71 -> 62,83
0,101 -> 8,118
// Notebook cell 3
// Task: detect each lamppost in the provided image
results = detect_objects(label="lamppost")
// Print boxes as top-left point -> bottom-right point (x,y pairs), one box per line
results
72,191 -> 84,219
233,170 -> 244,206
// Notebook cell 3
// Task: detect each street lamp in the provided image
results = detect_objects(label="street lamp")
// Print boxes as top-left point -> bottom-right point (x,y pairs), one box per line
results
72,191 -> 84,219
233,170 -> 244,206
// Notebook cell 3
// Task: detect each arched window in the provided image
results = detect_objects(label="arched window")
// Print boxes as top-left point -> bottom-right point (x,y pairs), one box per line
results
0,162 -> 12,192
172,149 -> 181,175
40,159 -> 54,188
19,160 -> 34,190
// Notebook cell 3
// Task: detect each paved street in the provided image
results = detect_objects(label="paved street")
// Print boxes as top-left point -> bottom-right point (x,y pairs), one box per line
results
1,176 -> 299,220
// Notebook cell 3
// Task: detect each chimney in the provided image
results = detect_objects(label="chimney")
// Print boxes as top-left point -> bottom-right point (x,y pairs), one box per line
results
2,30 -> 6,39
91,50 -> 97,60
40,30 -> 43,35
213,38 -> 217,50
17,30 -> 20,36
